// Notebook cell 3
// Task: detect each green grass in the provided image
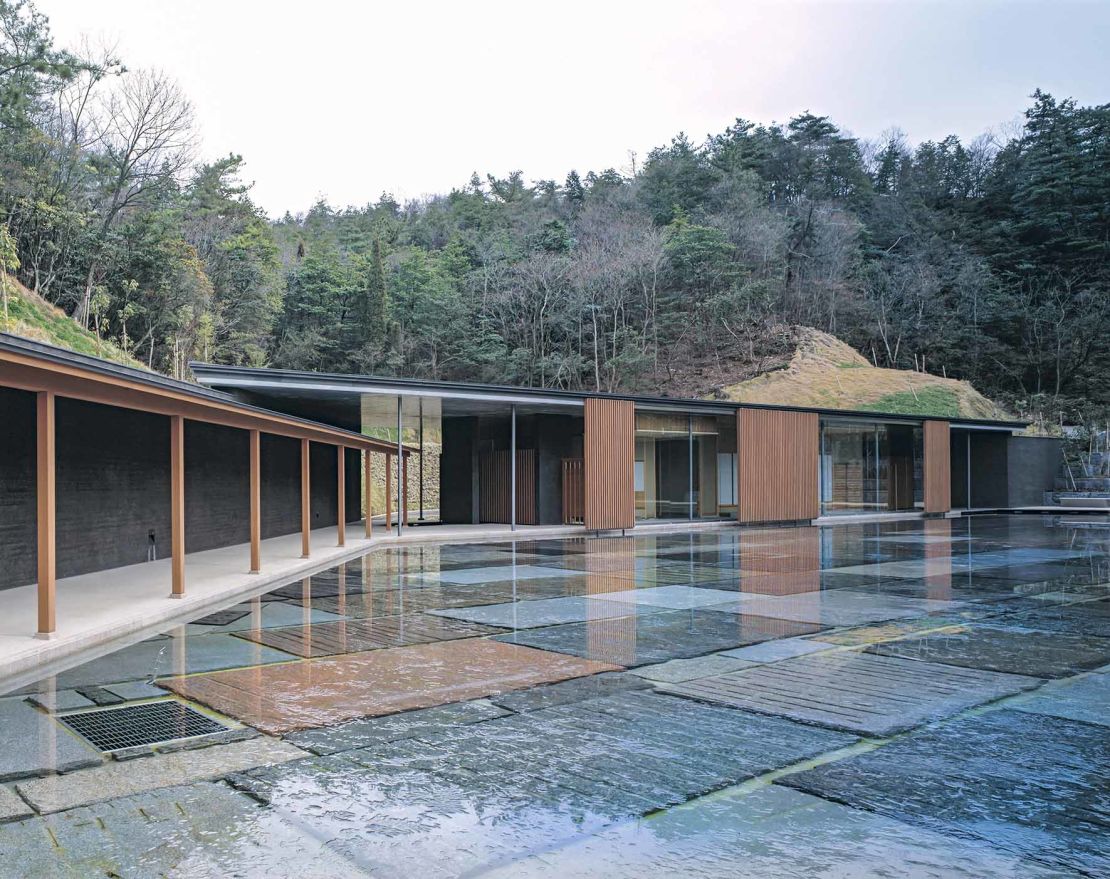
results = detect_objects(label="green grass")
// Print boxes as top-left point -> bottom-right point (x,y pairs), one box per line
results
859,386 -> 962,418
3,282 -> 143,368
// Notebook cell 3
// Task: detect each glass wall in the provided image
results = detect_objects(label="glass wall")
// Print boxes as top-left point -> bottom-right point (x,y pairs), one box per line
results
634,411 -> 735,520
819,418 -> 923,515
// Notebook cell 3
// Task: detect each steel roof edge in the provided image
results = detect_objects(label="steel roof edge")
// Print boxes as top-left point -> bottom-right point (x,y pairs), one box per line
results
189,360 -> 1028,430
0,333 -> 412,450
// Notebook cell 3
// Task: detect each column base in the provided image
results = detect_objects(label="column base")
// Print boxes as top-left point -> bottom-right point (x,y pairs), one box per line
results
34,631 -> 57,641
168,593 -> 185,600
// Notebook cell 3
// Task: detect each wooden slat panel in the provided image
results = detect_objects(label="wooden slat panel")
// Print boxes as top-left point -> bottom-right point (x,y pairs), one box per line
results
478,449 -> 537,525
562,458 -> 584,524
923,420 -> 952,513
737,409 -> 818,524
584,398 -> 635,531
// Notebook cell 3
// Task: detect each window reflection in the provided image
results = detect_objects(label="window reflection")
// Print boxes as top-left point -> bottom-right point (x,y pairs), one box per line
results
819,419 -> 923,515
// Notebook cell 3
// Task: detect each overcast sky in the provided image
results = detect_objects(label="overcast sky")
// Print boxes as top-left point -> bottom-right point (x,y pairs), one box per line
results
38,0 -> 1110,218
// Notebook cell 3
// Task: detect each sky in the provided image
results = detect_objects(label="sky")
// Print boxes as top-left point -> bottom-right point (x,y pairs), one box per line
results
38,0 -> 1110,218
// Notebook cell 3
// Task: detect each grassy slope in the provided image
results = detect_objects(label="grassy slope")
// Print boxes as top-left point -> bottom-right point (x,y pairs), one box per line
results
2,275 -> 144,368
721,328 -> 1012,421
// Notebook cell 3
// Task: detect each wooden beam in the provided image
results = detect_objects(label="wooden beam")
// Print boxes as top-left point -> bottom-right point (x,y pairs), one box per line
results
364,450 -> 372,538
36,391 -> 56,637
385,453 -> 393,534
337,446 -> 346,547
301,439 -> 311,557
249,429 -> 261,573
0,356 -> 405,456
170,414 -> 185,597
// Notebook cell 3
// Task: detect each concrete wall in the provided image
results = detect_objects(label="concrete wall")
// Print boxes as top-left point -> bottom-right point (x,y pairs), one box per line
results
535,414 -> 582,525
440,416 -> 479,524
1007,435 -> 1062,506
970,433 -> 1010,508
0,389 -> 37,591
0,396 -> 362,591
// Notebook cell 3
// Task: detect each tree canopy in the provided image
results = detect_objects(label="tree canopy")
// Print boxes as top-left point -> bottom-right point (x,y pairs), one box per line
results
2,0 -> 1108,423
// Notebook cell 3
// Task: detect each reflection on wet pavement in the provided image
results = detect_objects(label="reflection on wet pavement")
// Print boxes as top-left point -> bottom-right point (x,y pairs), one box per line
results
0,514 -> 1108,877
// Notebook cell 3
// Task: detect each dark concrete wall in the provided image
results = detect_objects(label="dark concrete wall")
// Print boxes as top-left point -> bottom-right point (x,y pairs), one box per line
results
441,416 -> 479,524
184,421 -> 249,553
0,397 -> 363,591
535,414 -> 582,525
55,398 -> 173,579
1008,435 -> 1062,506
970,433 -> 1010,508
0,388 -> 37,590
950,431 -> 969,508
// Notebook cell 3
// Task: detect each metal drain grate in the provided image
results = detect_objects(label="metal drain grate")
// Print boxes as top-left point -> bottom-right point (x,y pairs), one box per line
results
58,700 -> 229,751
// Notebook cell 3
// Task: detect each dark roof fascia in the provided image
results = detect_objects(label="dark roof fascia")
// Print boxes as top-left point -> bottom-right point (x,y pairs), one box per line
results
188,361 -> 1028,431
0,333 -> 400,449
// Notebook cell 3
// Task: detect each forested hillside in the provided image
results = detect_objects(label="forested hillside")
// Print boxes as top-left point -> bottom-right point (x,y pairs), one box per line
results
2,0 -> 1107,424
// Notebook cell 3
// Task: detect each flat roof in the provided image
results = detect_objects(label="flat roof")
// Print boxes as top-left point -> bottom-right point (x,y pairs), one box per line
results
189,361 -> 1028,430
0,333 -> 413,453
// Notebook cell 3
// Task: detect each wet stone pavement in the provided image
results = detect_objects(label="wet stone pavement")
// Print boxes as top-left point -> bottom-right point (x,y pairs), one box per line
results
0,515 -> 1108,877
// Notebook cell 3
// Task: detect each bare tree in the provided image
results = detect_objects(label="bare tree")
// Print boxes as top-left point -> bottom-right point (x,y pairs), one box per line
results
76,68 -> 195,326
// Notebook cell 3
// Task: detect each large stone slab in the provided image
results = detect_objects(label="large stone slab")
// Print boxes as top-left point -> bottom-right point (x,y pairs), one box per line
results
408,564 -> 575,586
994,598 -> 1110,639
0,785 -> 32,823
1010,672 -> 1110,727
285,698 -> 512,755
661,651 -> 1039,735
629,654 -> 758,683
163,639 -> 620,734
0,782 -> 365,878
42,633 -> 297,692
232,613 -> 504,657
783,708 -> 1110,876
488,671 -> 651,712
428,595 -> 666,629
231,690 -> 853,877
16,736 -> 306,813
495,608 -> 819,667
719,590 -> 959,627
0,698 -> 102,782
482,783 -> 1068,879
868,623 -> 1110,678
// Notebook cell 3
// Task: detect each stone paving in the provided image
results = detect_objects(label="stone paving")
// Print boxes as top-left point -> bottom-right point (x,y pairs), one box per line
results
162,638 -> 621,733
661,650 -> 1040,735
868,622 -> 1110,677
495,607 -> 820,666
0,514 -> 1107,877
783,708 -> 1110,876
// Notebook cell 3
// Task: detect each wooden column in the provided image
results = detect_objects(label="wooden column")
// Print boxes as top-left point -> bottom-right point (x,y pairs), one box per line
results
300,439 -> 311,557
35,391 -> 56,637
249,429 -> 261,573
385,453 -> 393,533
337,446 -> 346,546
583,398 -> 635,531
923,420 -> 952,514
170,414 -> 185,597
364,450 -> 373,537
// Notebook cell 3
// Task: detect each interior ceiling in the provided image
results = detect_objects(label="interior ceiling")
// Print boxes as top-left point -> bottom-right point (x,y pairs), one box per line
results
234,387 -> 580,434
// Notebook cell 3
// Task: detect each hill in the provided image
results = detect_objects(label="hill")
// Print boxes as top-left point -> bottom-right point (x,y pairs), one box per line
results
716,327 -> 1013,421
1,275 -> 144,368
